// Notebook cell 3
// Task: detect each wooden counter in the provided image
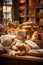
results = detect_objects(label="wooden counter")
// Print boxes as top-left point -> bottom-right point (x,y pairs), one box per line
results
0,54 -> 43,62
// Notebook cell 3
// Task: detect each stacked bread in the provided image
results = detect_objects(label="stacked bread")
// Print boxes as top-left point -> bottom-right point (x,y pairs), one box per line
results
22,21 -> 38,32
21,21 -> 38,40
0,34 -> 40,56
8,40 -> 39,56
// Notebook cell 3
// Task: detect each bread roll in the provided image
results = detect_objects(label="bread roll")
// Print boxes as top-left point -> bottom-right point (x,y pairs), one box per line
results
15,42 -> 26,51
27,49 -> 43,57
15,50 -> 26,56
1,35 -> 16,46
7,50 -> 16,56
31,31 -> 41,40
12,45 -> 18,51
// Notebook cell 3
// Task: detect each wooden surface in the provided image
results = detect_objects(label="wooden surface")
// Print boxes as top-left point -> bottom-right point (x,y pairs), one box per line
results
0,54 -> 43,62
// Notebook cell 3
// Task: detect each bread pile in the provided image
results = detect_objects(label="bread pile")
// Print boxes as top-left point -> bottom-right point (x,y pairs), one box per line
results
0,21 -> 40,41
22,21 -> 38,32
0,21 -> 41,42
0,34 -> 40,56
21,21 -> 39,40
0,21 -> 43,56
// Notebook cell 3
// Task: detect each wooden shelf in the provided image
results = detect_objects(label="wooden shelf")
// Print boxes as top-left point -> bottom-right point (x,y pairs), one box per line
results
19,14 -> 26,18
19,6 -> 26,10
27,15 -> 36,18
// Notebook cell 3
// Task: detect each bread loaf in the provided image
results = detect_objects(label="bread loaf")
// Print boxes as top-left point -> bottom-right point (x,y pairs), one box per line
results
25,40 -> 39,49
